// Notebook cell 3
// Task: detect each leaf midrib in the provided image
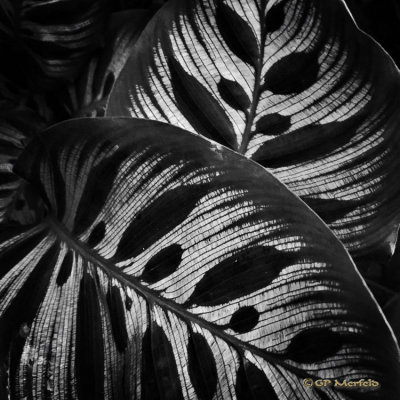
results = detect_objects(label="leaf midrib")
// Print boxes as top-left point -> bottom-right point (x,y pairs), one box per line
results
46,213 -> 315,379
238,2 -> 266,154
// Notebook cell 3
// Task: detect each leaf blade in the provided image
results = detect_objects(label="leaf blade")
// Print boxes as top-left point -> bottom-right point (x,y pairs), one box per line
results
2,117 -> 399,398
106,0 -> 400,262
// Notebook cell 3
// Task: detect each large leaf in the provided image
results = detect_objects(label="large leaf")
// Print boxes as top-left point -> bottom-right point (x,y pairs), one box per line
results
106,0 -> 400,262
1,117 -> 399,399
0,0 -> 109,90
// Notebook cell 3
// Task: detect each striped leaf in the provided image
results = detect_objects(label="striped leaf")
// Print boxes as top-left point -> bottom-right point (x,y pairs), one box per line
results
1,117 -> 399,399
0,0 -> 108,90
106,0 -> 400,263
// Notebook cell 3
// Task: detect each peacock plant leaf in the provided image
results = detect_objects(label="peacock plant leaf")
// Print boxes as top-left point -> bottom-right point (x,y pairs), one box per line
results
0,117 -> 399,399
106,0 -> 400,265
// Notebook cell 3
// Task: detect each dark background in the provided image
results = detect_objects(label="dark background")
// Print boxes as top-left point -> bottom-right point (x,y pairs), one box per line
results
344,0 -> 400,336
346,0 -> 400,67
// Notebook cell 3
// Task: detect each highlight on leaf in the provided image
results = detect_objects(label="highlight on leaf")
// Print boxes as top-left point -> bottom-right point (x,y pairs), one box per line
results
106,0 -> 400,265
0,117 -> 399,399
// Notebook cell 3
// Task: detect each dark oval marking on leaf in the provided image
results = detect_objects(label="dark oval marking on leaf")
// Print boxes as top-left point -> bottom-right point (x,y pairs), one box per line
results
169,58 -> 236,148
236,360 -> 278,400
215,2 -> 259,67
217,77 -> 251,111
87,221 -> 106,248
125,293 -> 132,311
114,185 -> 209,262
286,328 -> 343,363
141,328 -> 161,400
264,52 -> 319,95
186,246 -> 298,307
74,148 -> 126,236
265,1 -> 287,34
56,250 -> 74,286
301,197 -> 359,225
188,331 -> 218,400
0,229 -> 47,281
106,285 -> 128,352
141,244 -> 183,285
252,115 -> 363,168
254,113 -> 291,136
76,271 -> 105,400
229,306 -> 259,334
150,322 -> 184,400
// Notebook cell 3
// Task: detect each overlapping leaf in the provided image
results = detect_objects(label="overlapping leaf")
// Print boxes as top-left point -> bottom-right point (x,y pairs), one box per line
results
106,0 -> 400,263
0,0 -> 108,90
1,117 -> 399,399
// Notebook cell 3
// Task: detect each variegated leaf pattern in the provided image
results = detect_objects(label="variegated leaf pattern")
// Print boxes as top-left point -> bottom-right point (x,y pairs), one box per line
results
1,117 -> 399,399
106,0 -> 400,263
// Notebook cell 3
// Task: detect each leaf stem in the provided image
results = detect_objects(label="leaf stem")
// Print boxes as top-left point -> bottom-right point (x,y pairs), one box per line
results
238,2 -> 267,153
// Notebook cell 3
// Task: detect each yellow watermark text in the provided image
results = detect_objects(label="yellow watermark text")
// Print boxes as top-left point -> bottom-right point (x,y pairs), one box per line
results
302,378 -> 380,388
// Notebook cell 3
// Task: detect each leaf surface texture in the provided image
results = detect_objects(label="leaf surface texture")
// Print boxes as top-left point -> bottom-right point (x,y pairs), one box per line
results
0,118 -> 398,399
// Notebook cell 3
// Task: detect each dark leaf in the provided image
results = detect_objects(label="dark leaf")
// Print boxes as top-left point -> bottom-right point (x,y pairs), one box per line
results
0,0 -> 109,90
0,104 -> 46,224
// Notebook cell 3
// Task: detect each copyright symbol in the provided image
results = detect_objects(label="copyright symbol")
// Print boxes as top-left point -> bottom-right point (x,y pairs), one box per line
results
303,379 -> 314,388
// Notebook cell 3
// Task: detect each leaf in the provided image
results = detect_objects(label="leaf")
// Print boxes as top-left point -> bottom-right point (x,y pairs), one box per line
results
43,10 -> 153,120
0,0 -> 109,90
0,104 -> 45,224
106,0 -> 400,263
1,117 -> 399,399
